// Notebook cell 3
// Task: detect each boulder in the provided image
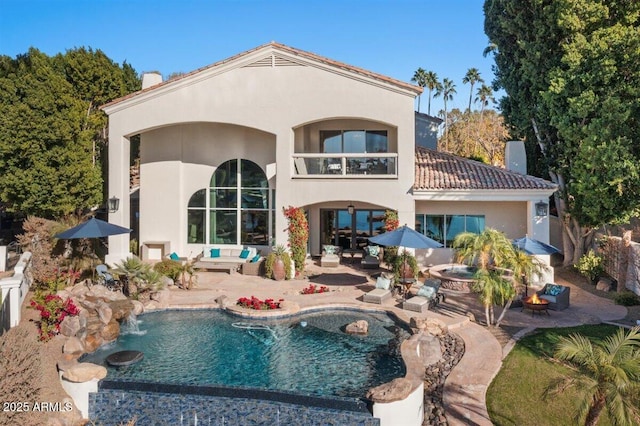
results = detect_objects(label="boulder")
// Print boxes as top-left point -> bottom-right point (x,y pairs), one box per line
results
345,320 -> 368,335
108,299 -> 135,321
160,275 -> 174,288
61,363 -> 107,383
144,300 -> 159,311
596,276 -> 614,292
83,334 -> 103,353
59,316 -> 81,337
96,300 -> 113,325
85,316 -> 103,335
101,320 -> 120,342
131,300 -> 144,316
366,377 -> 414,403
62,337 -> 85,355
410,317 -> 448,336
215,295 -> 232,309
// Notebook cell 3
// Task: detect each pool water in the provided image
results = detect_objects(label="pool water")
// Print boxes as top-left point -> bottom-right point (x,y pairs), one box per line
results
82,309 -> 410,398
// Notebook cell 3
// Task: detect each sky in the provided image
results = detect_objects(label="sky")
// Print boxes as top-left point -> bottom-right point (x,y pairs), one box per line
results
0,0 -> 497,116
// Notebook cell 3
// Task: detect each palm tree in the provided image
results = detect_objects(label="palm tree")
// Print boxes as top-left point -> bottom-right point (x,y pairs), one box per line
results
475,84 -> 494,115
411,68 -> 428,112
462,68 -> 483,113
434,78 -> 456,149
547,327 -> 640,426
453,228 -> 546,327
424,71 -> 440,116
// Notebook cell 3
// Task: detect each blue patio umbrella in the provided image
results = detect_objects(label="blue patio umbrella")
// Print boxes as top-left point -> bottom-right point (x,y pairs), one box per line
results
368,225 -> 443,249
512,236 -> 559,255
55,217 -> 132,239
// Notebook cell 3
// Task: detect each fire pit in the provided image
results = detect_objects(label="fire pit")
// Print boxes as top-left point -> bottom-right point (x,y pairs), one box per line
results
521,294 -> 550,316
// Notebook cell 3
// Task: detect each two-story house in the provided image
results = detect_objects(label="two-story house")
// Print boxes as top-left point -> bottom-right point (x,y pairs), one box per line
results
102,42 -> 556,267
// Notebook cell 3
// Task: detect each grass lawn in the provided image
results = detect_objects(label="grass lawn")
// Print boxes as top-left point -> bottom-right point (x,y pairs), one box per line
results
487,324 -> 621,426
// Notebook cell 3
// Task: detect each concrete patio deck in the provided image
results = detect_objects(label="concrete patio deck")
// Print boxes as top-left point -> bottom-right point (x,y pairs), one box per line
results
167,259 -> 628,426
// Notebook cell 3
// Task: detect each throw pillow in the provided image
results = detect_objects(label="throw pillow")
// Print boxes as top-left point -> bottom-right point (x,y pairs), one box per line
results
417,285 -> 436,299
239,249 -> 250,259
547,284 -> 563,296
367,246 -> 380,257
375,276 -> 391,290
169,252 -> 180,261
210,248 -> 220,258
323,245 -> 335,255
250,254 -> 261,263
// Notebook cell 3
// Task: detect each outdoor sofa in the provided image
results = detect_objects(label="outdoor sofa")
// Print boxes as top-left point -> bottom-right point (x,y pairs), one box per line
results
194,246 -> 259,273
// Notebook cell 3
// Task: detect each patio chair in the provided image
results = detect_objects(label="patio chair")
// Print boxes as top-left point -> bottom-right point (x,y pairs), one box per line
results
363,275 -> 393,304
361,245 -> 383,269
536,283 -> 570,310
402,278 -> 444,313
320,245 -> 341,267
96,264 -> 120,291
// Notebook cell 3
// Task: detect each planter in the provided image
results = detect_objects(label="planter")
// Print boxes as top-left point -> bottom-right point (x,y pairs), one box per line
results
272,258 -> 286,281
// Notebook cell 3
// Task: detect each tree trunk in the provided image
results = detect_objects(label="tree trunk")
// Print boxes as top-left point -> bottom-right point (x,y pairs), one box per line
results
584,396 -> 606,426
485,305 -> 491,327
618,231 -> 632,292
495,299 -> 513,327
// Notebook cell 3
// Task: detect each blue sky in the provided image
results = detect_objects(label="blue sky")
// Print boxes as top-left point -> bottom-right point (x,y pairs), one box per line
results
0,0 -> 496,115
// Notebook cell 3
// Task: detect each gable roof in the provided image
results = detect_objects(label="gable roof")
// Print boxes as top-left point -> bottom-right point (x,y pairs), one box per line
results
102,41 -> 423,110
414,147 -> 557,191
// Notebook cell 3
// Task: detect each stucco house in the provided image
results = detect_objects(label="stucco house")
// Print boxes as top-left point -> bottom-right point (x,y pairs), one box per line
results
101,42 -> 557,269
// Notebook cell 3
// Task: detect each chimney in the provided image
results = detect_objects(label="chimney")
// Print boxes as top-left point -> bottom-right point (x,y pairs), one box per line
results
141,72 -> 163,89
505,140 -> 527,174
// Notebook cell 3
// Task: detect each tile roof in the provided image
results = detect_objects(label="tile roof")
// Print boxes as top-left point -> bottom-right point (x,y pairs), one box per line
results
414,147 -> 557,191
102,41 -> 422,109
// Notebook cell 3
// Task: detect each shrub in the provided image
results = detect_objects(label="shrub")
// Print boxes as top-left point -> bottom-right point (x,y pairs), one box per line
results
575,250 -> 604,283
614,291 -> 640,306
30,291 -> 80,341
153,259 -> 182,281
237,296 -> 284,310
301,284 -> 330,294
283,206 -> 309,274
393,250 -> 419,280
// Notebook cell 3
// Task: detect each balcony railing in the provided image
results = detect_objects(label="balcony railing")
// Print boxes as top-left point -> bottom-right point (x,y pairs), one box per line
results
293,153 -> 397,178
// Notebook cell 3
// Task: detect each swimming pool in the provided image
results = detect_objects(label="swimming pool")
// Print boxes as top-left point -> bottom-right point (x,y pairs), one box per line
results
82,309 -> 410,398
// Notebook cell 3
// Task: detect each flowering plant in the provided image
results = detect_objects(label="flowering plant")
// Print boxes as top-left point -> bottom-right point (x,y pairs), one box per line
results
300,284 -> 330,295
30,292 -> 80,341
283,206 -> 309,275
384,210 -> 399,232
237,296 -> 284,310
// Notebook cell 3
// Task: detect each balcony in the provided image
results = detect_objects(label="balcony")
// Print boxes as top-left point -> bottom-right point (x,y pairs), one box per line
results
292,153 -> 398,178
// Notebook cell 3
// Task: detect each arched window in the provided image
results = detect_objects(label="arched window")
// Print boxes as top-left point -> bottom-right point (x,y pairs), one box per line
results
188,159 -> 273,245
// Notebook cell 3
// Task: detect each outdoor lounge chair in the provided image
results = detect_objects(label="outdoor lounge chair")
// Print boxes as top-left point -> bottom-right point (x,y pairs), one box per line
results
402,278 -> 444,313
363,275 -> 393,304
321,245 -> 341,267
536,283 -> 570,310
96,264 -> 120,291
361,245 -> 383,269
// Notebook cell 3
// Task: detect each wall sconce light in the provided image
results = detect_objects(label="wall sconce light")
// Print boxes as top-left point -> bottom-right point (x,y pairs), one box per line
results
535,201 -> 548,217
347,204 -> 355,215
108,196 -> 120,213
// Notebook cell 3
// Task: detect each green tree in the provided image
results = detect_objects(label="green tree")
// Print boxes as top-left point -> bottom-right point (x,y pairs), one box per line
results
475,84 -> 494,115
462,67 -> 484,112
484,0 -> 640,266
0,47 -> 140,219
434,77 -> 457,148
548,327 -> 640,426
411,67 -> 428,112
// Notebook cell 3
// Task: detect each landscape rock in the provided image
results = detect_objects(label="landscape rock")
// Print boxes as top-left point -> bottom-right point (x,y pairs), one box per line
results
596,276 -> 614,292
131,300 -> 144,315
366,377 -> 413,402
59,316 -> 81,337
345,320 -> 369,335
144,300 -> 159,311
160,275 -> 174,288
410,317 -> 447,336
151,288 -> 170,308
62,337 -> 85,355
100,320 -> 120,342
61,363 -> 107,383
96,300 -> 113,325
108,299 -> 135,321
83,334 -> 103,353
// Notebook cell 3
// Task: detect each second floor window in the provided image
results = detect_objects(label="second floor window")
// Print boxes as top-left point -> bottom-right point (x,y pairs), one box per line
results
321,130 -> 388,154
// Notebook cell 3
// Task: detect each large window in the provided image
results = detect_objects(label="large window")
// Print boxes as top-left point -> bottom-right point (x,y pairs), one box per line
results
320,130 -> 388,153
187,159 -> 274,245
321,209 -> 386,251
415,214 -> 485,248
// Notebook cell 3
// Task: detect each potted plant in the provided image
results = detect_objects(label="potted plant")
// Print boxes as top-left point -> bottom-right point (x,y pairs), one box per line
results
393,249 -> 419,281
265,245 -> 292,281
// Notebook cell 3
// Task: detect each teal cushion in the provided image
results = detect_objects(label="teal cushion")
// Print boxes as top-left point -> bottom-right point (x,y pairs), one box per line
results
250,254 -> 261,263
239,249 -> 250,259
323,245 -> 336,255
210,248 -> 220,258
169,252 -> 180,261
546,284 -> 563,296
417,285 -> 436,299
375,276 -> 391,290
367,246 -> 380,257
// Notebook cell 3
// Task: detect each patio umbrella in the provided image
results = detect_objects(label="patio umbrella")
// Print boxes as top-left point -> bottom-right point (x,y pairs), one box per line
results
512,236 -> 559,255
55,217 -> 132,239
368,225 -> 443,249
